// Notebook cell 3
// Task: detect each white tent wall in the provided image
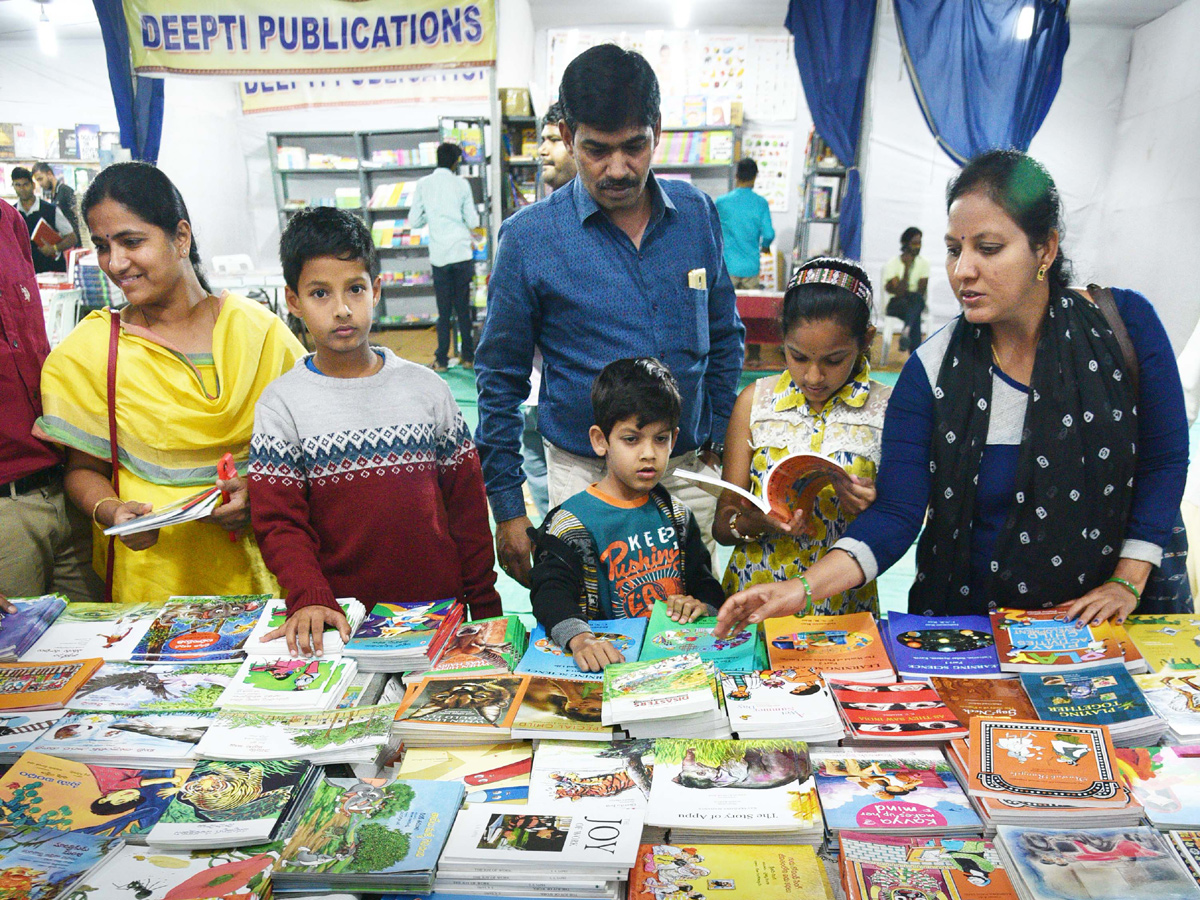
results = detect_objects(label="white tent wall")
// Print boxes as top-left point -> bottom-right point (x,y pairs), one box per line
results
860,3 -> 1134,328
0,40 -> 119,133
1090,0 -> 1200,351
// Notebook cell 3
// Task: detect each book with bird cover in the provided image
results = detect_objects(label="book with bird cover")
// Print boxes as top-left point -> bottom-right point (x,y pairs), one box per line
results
65,662 -> 236,713
22,601 -> 160,663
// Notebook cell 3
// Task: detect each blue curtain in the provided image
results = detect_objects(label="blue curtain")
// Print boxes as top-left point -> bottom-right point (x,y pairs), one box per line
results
785,0 -> 876,261
92,0 -> 164,163
894,0 -> 1070,165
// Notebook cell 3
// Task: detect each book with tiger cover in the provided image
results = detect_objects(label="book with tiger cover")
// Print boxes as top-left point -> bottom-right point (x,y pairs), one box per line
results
510,676 -> 612,740
989,607 -> 1124,672
1125,615 -> 1200,672
967,718 -> 1126,806
840,832 -> 1017,900
527,739 -> 654,812
0,658 -> 104,711
396,742 -> 532,805
931,676 -> 1037,724
433,616 -> 527,676
830,679 -> 967,742
630,841 -> 834,900
765,612 -> 894,681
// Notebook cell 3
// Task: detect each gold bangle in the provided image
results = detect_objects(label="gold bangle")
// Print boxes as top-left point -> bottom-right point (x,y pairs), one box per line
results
91,496 -> 122,526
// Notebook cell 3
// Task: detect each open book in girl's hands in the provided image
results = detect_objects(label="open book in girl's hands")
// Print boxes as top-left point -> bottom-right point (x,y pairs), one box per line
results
674,452 -> 851,521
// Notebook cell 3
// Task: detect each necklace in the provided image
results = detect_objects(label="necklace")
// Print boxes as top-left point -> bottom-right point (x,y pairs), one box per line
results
991,342 -> 1001,367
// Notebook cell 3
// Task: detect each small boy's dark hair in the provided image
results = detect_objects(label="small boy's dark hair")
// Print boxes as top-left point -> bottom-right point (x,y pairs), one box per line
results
735,158 -> 758,182
279,206 -> 379,292
591,358 -> 681,436
436,142 -> 463,169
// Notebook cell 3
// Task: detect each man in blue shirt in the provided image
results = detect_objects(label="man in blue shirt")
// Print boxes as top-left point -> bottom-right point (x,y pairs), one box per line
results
475,44 -> 745,585
714,158 -> 775,290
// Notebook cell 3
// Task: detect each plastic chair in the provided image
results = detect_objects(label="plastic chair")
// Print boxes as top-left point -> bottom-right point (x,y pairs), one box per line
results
878,266 -> 932,366
211,254 -> 254,276
40,287 -> 82,348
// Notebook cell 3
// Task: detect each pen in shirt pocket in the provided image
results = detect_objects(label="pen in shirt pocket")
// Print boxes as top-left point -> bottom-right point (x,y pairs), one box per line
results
688,268 -> 708,290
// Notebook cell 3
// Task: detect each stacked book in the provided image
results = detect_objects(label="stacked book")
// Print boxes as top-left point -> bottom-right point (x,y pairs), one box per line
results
1116,744 -> 1200,830
765,611 -> 895,682
830,679 -> 968,742
812,746 -> 983,839
146,758 -> 320,849
367,180 -> 417,208
28,709 -> 216,768
397,740 -> 534,806
510,676 -> 615,742
621,663 -> 732,740
22,601 -> 162,662
1135,669 -> 1200,742
630,841 -> 835,900
193,704 -> 400,766
640,601 -> 761,673
646,738 -> 825,845
0,658 -> 103,711
0,829 -> 123,900
885,611 -> 1004,679
87,843 -> 277,900
217,656 -> 360,713
721,667 -> 844,742
66,661 -> 237,713
0,709 -> 71,763
240,597 -> 367,657
995,824 -> 1200,900
932,676 -> 1038,725
435,803 -> 643,898
990,607 -> 1134,674
600,654 -> 717,735
431,615 -> 528,677
343,599 -> 464,674
1125,614 -> 1200,672
1173,830 -> 1200,884
1018,663 -> 1166,746
839,831 -> 1018,900
273,777 -> 462,894
0,594 -> 68,660
128,596 -> 271,663
515,617 -> 647,681
394,673 -> 529,747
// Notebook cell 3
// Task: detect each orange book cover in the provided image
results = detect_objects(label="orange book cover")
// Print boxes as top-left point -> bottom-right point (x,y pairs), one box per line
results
0,659 -> 103,711
989,608 -> 1123,670
674,451 -> 849,522
765,612 -> 893,677
967,717 -> 1125,806
930,677 -> 1037,723
30,217 -> 62,252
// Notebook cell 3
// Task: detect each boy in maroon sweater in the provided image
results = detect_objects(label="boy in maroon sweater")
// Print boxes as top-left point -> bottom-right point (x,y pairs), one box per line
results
249,208 -> 501,657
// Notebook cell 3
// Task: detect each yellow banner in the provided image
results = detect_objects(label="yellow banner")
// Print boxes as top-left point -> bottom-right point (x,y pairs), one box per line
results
125,0 -> 496,77
239,69 -> 489,113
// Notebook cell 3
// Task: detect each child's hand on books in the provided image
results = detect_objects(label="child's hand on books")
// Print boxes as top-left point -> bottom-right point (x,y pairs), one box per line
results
265,606 -> 351,658
664,594 -> 706,623
109,500 -> 158,550
0,595 -> 16,615
834,474 -> 877,517
567,632 -> 626,672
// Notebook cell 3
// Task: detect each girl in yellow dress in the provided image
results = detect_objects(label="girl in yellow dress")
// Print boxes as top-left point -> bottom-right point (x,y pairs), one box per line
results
713,257 -> 891,614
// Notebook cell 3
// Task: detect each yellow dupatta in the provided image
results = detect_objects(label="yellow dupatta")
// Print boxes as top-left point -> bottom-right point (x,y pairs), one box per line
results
36,294 -> 305,603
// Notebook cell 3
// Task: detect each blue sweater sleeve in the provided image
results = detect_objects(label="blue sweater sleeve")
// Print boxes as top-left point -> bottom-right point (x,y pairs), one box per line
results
474,218 -> 539,522
1115,288 -> 1189,549
839,350 -> 934,576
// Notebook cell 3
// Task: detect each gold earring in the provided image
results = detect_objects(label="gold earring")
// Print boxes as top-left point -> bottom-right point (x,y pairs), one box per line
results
1036,264 -> 1048,282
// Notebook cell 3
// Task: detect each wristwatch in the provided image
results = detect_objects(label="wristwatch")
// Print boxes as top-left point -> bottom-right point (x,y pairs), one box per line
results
704,439 -> 725,461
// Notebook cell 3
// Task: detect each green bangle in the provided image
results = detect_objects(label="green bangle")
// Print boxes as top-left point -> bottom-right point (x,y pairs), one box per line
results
1106,576 -> 1141,602
798,573 -> 814,614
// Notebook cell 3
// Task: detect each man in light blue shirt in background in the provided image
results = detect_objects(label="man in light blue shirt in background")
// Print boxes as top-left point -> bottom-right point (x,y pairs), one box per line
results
714,157 -> 775,289
410,142 -> 481,371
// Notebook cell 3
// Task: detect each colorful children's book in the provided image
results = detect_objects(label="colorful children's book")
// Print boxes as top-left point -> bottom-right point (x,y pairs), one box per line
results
996,824 -> 1200,900
396,742 -> 533,805
217,656 -> 359,713
84,843 -> 277,900
433,615 -> 527,676
515,618 -> 647,682
967,718 -> 1126,806
274,777 -> 464,893
1171,831 -> 1200,883
1134,669 -> 1200,741
885,611 -> 1003,678
0,594 -> 67,660
241,597 -> 366,658
673,451 -> 850,520
527,739 -> 654,812
1125,615 -> 1200,672
1114,745 -> 1200,830
22,601 -> 161,663
630,842 -> 834,900
0,750 -> 189,842
0,827 -> 122,900
148,758 -> 318,849
1019,664 -> 1163,744
0,709 -> 65,762
811,747 -> 982,835
344,599 -> 464,673
721,668 -> 844,741
192,704 -> 400,765
28,710 -> 216,767
765,612 -> 894,681
101,485 -> 222,536
510,676 -> 612,740
930,676 -> 1038,724
830,680 -> 967,742
840,832 -> 1018,900
395,673 -> 529,739
640,601 -> 759,672
66,662 -> 236,712
0,658 -> 103,710
130,596 -> 271,663
989,607 -> 1125,672
647,738 -> 820,835
601,653 -> 713,726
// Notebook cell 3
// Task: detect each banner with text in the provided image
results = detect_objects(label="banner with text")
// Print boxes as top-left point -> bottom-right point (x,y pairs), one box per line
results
239,68 -> 490,113
125,0 -> 496,76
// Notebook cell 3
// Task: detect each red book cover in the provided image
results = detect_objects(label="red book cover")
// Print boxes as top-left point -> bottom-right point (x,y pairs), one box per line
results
831,680 -> 967,741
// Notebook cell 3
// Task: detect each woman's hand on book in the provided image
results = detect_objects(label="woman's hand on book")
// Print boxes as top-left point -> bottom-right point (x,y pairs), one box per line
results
567,632 -> 626,672
110,501 -> 158,550
265,606 -> 351,658
834,474 -> 876,517
664,594 -> 706,623
714,580 -> 809,638
0,595 -> 16,615
207,473 -> 251,533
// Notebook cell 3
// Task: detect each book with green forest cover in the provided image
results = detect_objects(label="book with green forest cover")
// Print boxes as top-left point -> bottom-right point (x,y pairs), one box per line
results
65,662 -> 236,712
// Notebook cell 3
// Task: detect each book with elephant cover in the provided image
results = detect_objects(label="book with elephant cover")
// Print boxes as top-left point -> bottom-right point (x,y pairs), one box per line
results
433,616 -> 528,676
989,608 -> 1124,672
527,739 -> 655,812
1125,615 -> 1200,672
65,662 -> 237,713
0,750 -> 190,843
672,451 -> 850,519
274,777 -> 463,892
515,618 -> 647,682
630,841 -> 834,900
930,676 -> 1038,724
601,653 -> 713,726
646,738 -> 820,834
22,601 -> 161,663
510,676 -> 613,740
0,658 -> 104,711
84,842 -> 278,900
147,758 -> 319,849
641,601 -> 759,673
765,612 -> 894,682
885,611 -> 1003,678
839,832 -> 1017,900
396,742 -> 532,806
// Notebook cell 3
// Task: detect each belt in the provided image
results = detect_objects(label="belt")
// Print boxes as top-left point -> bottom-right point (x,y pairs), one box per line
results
2,464 -> 63,499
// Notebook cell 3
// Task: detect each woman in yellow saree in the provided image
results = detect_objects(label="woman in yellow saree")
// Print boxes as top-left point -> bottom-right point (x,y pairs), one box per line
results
36,163 -> 304,603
